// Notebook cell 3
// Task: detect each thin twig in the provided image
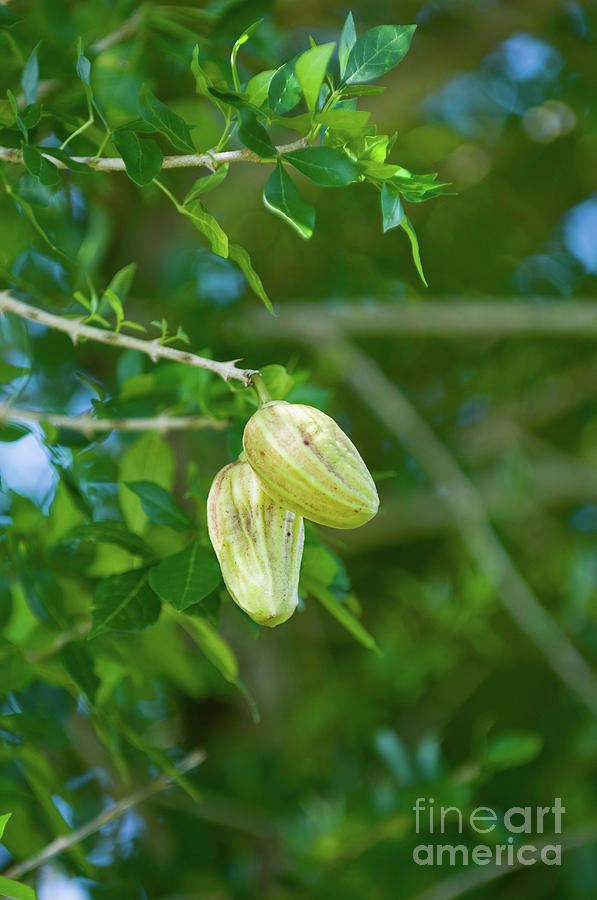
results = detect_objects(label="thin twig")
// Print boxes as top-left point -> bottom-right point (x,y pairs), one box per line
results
0,138 -> 307,174
324,337 -> 597,718
335,450 -> 597,552
3,749 -> 207,881
0,293 -> 258,385
0,404 -> 226,435
90,8 -> 144,53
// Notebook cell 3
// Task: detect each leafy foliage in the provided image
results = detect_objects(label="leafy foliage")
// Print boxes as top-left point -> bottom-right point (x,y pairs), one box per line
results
1,1 -> 596,898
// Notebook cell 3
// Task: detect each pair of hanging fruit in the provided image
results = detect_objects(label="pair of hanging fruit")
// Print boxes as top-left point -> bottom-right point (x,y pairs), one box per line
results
208,389 -> 378,627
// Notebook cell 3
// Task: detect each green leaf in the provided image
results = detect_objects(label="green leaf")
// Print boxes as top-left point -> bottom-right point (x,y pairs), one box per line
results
6,89 -> 27,140
111,130 -> 163,186
40,147 -> 94,173
295,41 -> 335,114
484,731 -> 544,769
0,361 -> 29,384
0,651 -> 33,693
301,544 -> 340,588
182,198 -> 229,257
0,98 -> 16,126
0,813 -> 11,841
206,86 -> 256,111
19,103 -> 42,130
149,540 -> 221,611
338,84 -> 386,98
62,522 -> 155,558
191,45 -> 223,111
229,243 -> 273,312
183,163 -> 229,204
90,569 -> 161,637
259,363 -> 294,400
21,41 -> 41,106
101,262 -> 136,306
306,580 -> 381,654
237,109 -> 276,158
284,146 -> 362,186
0,423 -> 30,442
343,24 -> 416,85
0,7 -> 21,28
388,167 -> 452,202
172,610 -> 239,684
125,481 -> 195,531
231,18 -> 263,91
60,642 -> 100,702
7,185 -> 68,260
245,69 -> 275,107
381,183 -> 403,232
401,214 -> 428,286
0,875 -> 38,900
263,159 -> 315,239
119,432 -> 174,532
315,108 -> 370,135
76,40 -> 91,86
268,58 -> 302,115
339,11 -> 357,77
75,37 -> 107,128
21,144 -> 60,187
139,85 -> 195,152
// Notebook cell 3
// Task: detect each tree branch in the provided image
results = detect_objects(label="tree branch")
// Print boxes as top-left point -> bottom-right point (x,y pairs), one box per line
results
0,404 -> 226,435
0,293 -> 258,385
325,337 -> 597,719
246,298 -> 597,338
0,138 -> 307,174
3,749 -> 206,881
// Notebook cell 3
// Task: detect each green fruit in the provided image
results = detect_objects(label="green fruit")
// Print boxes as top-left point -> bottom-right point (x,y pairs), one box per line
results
207,460 -> 304,627
242,401 -> 379,529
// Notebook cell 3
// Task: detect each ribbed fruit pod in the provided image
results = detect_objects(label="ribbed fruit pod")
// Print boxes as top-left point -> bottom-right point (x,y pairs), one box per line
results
207,460 -> 304,627
242,401 -> 379,529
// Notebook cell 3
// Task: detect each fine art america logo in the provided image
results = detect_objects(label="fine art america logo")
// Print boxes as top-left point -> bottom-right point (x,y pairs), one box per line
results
413,797 -> 564,867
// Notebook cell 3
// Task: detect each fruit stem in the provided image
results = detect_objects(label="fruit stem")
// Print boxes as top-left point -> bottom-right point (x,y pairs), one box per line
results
250,373 -> 272,407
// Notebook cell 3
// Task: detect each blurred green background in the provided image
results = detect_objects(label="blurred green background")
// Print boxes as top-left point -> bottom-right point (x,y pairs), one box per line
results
1,0 -> 597,898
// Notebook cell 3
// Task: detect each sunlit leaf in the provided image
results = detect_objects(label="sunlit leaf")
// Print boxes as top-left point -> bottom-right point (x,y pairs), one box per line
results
149,540 -> 221,611
0,7 -> 21,28
125,481 -> 195,531
139,85 -> 196,152
0,875 -> 38,900
90,568 -> 161,636
112,129 -> 163,186
184,163 -> 229,203
183,198 -> 229,257
21,41 -> 41,106
22,144 -> 60,186
237,109 -> 276,158
229,242 -> 273,312
284,146 -> 362,186
61,642 -> 100,702
381,183 -> 404,232
401,214 -> 428,286
339,11 -> 357,78
342,24 -> 416,85
268,57 -> 302,115
263,159 -> 315,239
295,41 -> 335,114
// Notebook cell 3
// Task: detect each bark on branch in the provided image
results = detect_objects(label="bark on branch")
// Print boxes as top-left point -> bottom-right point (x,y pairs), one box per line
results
0,293 -> 258,385
0,405 -> 226,435
3,749 -> 206,881
0,138 -> 307,174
